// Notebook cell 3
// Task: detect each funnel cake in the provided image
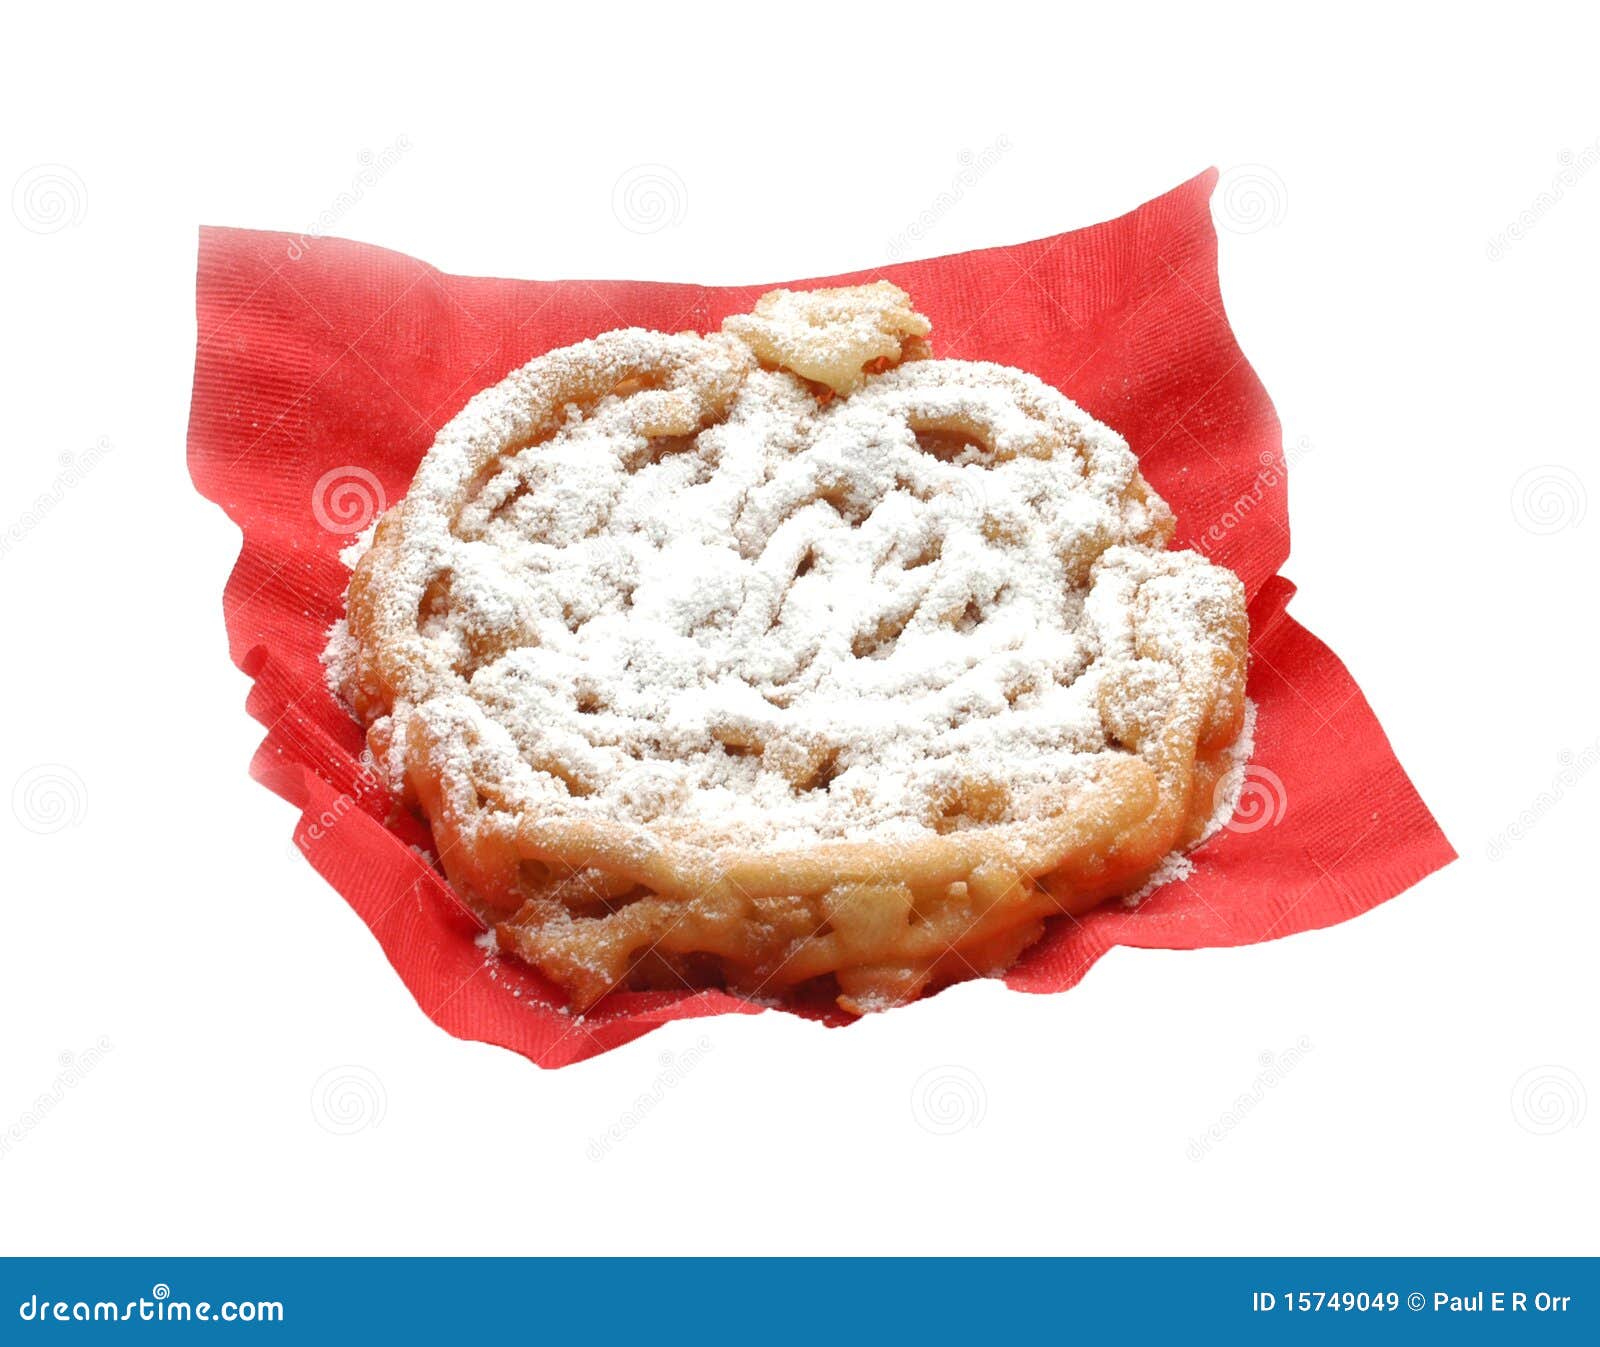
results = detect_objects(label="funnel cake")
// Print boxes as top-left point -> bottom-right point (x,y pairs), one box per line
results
326,282 -> 1249,1015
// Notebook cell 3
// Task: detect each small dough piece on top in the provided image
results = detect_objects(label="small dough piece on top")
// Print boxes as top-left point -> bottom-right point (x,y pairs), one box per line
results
723,281 -> 932,395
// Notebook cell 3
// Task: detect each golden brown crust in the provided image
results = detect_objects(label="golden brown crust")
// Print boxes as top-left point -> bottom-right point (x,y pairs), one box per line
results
722,281 -> 932,395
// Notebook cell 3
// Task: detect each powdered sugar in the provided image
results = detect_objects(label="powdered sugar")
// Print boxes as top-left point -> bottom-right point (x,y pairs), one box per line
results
339,522 -> 376,570
1122,697 -> 1258,907
329,315 -> 1249,855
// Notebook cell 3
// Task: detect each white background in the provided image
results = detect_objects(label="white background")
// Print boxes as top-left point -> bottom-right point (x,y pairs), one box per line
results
2,2 -> 1595,1256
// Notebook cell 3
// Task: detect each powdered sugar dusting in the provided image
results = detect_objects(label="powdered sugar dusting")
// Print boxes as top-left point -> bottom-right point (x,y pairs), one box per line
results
339,521 -> 376,570
330,309 -> 1248,856
1122,698 -> 1258,907
1199,695 -> 1259,844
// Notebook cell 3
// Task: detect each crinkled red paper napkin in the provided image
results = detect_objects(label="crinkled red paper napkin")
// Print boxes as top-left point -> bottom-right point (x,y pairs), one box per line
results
188,170 -> 1454,1067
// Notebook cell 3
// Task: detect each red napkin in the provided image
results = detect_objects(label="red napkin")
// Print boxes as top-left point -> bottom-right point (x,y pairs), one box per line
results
188,170 -> 1454,1067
